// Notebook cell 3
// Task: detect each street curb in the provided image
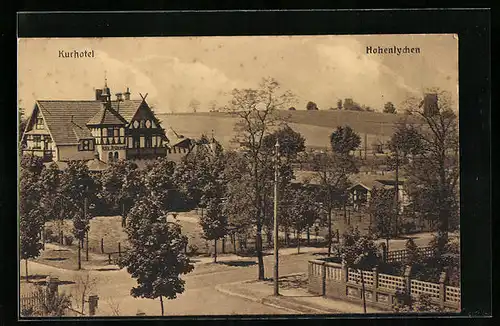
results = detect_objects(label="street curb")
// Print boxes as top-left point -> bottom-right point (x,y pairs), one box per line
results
214,284 -> 302,314
214,273 -> 328,315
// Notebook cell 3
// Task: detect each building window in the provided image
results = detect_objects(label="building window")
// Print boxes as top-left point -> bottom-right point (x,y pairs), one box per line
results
107,127 -> 114,138
35,117 -> 44,130
113,128 -> 119,137
133,136 -> 140,148
108,152 -> 113,162
78,139 -> 94,151
114,152 -> 119,161
145,135 -> 152,148
33,136 -> 41,149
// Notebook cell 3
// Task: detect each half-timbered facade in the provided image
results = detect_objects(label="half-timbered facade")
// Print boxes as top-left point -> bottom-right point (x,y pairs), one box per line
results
21,82 -> 168,164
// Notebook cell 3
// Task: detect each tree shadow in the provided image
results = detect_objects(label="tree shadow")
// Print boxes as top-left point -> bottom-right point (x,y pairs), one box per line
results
94,267 -> 120,271
217,261 -> 257,267
33,279 -> 76,286
52,249 -> 71,252
44,257 -> 67,261
20,274 -> 49,281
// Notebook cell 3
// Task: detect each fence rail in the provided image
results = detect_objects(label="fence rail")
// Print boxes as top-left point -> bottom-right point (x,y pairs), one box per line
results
20,292 -> 44,313
385,246 -> 434,263
325,264 -> 343,281
348,268 -> 374,287
410,279 -> 440,300
445,286 -> 461,303
308,258 -> 461,311
377,273 -> 406,291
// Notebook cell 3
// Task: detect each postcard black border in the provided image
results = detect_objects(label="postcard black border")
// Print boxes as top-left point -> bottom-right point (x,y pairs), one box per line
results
2,8 -> 491,324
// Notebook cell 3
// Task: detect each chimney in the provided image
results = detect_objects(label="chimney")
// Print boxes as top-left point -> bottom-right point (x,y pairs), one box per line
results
124,87 -> 131,100
95,89 -> 103,101
116,92 -> 123,102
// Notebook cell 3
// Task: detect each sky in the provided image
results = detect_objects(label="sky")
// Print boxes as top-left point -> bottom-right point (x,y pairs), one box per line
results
18,34 -> 458,115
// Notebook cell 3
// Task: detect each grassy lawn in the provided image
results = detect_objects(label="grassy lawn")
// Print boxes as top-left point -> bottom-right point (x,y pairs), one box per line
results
32,243 -> 111,271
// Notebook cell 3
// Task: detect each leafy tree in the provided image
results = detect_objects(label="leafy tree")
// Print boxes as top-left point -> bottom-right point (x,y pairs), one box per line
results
200,196 -> 228,262
404,238 -> 420,266
330,126 -> 361,155
339,227 -> 379,269
369,187 -> 396,250
262,125 -> 306,162
174,135 -> 220,210
39,163 -> 62,221
337,99 -> 343,110
198,141 -> 229,262
282,184 -> 320,253
19,155 -> 45,282
60,161 -> 95,269
306,101 -> 319,110
288,106 -> 296,111
119,198 -> 194,316
343,98 -> 363,111
398,89 -> 459,238
383,102 -> 397,114
144,157 -> 183,212
225,77 -> 296,280
310,151 -> 358,256
100,160 -> 144,226
188,99 -> 201,113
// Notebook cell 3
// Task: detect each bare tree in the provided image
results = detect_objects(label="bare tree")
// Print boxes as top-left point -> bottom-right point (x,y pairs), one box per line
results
225,77 -> 296,280
72,272 -> 98,315
398,89 -> 459,241
104,296 -> 122,316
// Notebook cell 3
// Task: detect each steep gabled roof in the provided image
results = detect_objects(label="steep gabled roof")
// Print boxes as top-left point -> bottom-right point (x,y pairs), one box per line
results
36,99 -> 144,144
37,100 -> 103,144
71,123 -> 94,140
87,104 -> 128,126
110,100 -> 143,122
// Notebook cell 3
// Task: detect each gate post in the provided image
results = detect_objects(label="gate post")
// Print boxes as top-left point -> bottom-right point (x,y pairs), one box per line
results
88,295 -> 99,316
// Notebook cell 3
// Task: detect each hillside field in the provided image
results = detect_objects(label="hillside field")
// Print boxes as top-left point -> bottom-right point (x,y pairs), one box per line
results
157,110 -> 414,150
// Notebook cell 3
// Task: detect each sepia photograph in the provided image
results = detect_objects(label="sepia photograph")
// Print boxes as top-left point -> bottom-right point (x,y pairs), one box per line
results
18,34 -> 460,317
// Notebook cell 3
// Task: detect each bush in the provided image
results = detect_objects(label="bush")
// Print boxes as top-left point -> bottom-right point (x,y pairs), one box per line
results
339,228 -> 379,269
188,244 -> 199,257
392,293 -> 449,312
44,228 -> 54,243
401,221 -> 417,234
64,235 -> 74,246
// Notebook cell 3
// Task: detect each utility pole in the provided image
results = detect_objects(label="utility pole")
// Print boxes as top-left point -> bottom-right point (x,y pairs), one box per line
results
84,196 -> 89,261
394,151 -> 400,238
364,133 -> 367,160
273,140 -> 280,296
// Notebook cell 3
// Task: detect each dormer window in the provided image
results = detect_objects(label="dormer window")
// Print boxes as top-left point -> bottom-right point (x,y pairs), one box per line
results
78,139 -> 94,151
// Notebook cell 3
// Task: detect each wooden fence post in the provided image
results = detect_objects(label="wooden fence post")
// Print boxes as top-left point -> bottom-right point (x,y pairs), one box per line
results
404,265 -> 412,296
373,266 -> 379,301
381,242 -> 387,263
100,238 -> 104,254
108,253 -> 112,265
439,271 -> 447,309
321,262 -> 326,296
118,243 -> 121,258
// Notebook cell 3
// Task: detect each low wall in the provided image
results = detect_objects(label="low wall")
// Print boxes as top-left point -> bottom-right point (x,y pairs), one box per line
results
308,259 -> 460,312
